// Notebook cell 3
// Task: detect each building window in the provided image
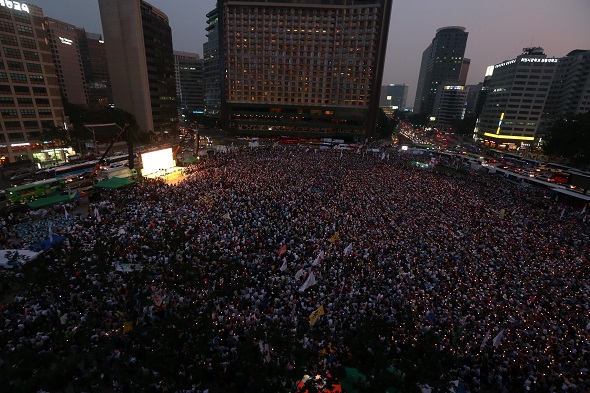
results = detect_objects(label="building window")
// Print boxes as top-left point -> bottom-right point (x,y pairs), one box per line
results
7,60 -> 24,71
17,97 -> 33,106
3,47 -> 21,59
23,51 -> 39,61
10,73 -> 27,82
29,75 -> 44,84
13,85 -> 29,95
4,121 -> 21,130
23,120 -> 39,129
38,109 -> 52,117
20,38 -> 36,49
0,34 -> 18,46
32,86 -> 46,95
20,109 -> 36,118
0,109 -> 18,118
26,63 -> 42,73
16,25 -> 34,37
0,96 -> 14,105
0,20 -> 14,33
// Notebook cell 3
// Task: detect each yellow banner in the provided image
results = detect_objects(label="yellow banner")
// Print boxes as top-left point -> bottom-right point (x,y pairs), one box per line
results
328,232 -> 340,243
309,305 -> 325,326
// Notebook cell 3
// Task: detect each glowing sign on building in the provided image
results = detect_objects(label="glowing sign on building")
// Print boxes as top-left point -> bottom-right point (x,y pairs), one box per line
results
494,59 -> 516,69
59,37 -> 73,46
485,65 -> 494,77
0,1 -> 29,13
520,58 -> 558,63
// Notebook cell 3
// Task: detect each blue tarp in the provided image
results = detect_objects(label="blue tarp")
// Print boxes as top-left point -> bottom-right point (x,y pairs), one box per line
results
33,234 -> 65,252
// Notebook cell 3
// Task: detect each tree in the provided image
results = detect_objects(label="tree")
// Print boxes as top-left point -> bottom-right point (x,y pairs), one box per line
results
449,115 -> 477,136
543,112 -> 590,168
376,109 -> 396,139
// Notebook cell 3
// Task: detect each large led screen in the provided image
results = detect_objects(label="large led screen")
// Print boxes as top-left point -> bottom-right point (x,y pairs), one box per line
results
141,148 -> 174,175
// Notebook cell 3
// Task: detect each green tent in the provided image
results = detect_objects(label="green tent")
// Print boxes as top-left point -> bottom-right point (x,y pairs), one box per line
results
93,177 -> 136,189
341,367 -> 367,393
27,194 -> 72,209
183,156 -> 197,164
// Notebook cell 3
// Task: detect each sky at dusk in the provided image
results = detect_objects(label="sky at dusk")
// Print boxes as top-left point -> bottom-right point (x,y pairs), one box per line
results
28,0 -> 590,107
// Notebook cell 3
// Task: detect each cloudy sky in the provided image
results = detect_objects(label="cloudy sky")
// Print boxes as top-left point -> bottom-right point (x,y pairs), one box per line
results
28,0 -> 590,106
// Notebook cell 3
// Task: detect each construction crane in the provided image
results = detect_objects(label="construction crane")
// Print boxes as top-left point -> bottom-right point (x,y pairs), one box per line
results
84,123 -> 129,179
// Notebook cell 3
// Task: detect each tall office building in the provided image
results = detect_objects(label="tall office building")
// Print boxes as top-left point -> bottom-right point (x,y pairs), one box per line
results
174,51 -> 204,114
545,49 -> 590,118
414,26 -> 469,117
379,84 -> 408,110
475,47 -> 557,149
44,18 -> 88,107
218,0 -> 393,139
77,30 -> 112,110
204,8 -> 221,117
98,0 -> 177,134
432,85 -> 467,125
413,45 -> 431,113
0,4 -> 69,164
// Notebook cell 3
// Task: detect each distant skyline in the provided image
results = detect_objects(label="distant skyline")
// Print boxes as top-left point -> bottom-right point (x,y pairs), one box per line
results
28,0 -> 590,107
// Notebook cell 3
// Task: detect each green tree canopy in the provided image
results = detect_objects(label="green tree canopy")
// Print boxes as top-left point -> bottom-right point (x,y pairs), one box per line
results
543,112 -> 590,168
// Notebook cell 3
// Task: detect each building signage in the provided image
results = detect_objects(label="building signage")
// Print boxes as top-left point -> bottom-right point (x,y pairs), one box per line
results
494,59 -> 516,69
520,58 -> 558,63
59,37 -> 73,46
0,1 -> 29,13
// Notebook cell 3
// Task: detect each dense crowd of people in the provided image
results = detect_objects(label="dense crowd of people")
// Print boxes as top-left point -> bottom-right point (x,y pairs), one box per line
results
1,146 -> 589,393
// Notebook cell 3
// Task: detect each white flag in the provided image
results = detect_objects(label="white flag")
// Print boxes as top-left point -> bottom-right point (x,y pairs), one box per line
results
222,212 -> 231,220
295,268 -> 305,280
581,204 -> 587,215
343,243 -> 353,256
560,209 -> 565,219
480,330 -> 490,349
381,152 -> 386,160
280,258 -> 288,272
493,329 -> 505,347
64,205 -> 68,219
48,221 -> 53,242
312,250 -> 325,266
299,272 -> 317,293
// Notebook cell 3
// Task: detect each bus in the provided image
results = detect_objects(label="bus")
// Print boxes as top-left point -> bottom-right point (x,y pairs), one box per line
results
101,154 -> 132,168
49,161 -> 99,179
5,178 -> 67,203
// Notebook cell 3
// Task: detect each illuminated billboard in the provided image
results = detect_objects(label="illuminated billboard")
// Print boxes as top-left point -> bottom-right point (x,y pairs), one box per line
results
141,148 -> 174,175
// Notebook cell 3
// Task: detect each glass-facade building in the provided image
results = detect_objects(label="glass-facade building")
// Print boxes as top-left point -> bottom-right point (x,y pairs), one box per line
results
414,26 -> 468,117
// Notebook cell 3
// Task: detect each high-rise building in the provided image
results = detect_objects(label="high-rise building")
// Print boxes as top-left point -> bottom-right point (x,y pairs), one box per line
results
413,45 -> 431,113
545,49 -> 590,118
0,4 -> 70,164
174,51 -> 204,114
432,85 -> 467,126
98,0 -> 177,134
204,8 -> 221,118
218,0 -> 393,139
44,18 -> 88,107
77,30 -> 112,110
415,26 -> 469,117
379,84 -> 408,110
475,47 -> 558,149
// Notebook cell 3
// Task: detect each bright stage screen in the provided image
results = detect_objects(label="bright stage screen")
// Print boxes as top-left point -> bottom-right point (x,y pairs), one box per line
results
141,148 -> 174,175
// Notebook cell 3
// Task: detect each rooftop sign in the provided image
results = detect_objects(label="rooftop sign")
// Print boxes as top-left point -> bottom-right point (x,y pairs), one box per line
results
0,1 -> 29,13
520,58 -> 558,63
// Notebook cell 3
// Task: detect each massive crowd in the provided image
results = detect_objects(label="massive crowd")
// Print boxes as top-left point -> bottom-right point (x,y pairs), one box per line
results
1,146 -> 589,393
